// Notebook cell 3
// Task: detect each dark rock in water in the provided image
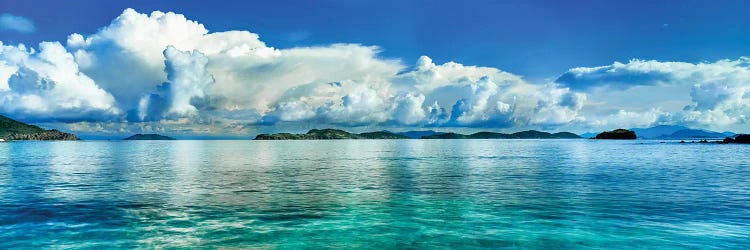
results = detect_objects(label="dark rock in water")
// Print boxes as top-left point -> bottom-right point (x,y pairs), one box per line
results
680,140 -> 686,143
0,115 -> 79,140
717,134 -> 750,144
124,134 -> 176,140
595,129 -> 637,140
735,134 -> 750,144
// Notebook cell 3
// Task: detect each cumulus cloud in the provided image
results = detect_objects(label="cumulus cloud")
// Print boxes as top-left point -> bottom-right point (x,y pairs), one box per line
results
0,13 -> 36,33
556,58 -> 750,130
532,86 -> 586,126
588,108 -> 668,129
27,8 -> 750,134
0,41 -> 119,122
256,56 -> 581,128
135,46 -> 214,121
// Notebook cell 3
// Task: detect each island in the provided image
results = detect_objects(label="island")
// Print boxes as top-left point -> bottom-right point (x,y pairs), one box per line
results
254,129 -> 409,140
123,134 -> 176,140
595,129 -> 637,139
422,130 -> 581,139
0,115 -> 79,141
255,129 -> 581,140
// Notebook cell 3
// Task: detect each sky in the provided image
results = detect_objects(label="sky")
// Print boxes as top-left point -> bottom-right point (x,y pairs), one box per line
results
1,0 -> 749,137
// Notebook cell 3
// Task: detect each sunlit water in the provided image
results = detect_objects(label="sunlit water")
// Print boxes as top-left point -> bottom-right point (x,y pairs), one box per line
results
0,140 -> 749,248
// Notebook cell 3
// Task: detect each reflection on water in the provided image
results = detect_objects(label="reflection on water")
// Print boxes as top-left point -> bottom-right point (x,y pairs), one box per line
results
1,140 -> 749,248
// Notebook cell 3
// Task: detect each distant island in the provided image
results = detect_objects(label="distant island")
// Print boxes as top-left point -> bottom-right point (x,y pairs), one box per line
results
394,130 -> 443,139
595,129 -> 637,139
254,129 -> 581,140
582,125 -> 736,139
254,129 -> 409,140
0,115 -> 79,141
123,134 -> 176,140
421,130 -> 581,139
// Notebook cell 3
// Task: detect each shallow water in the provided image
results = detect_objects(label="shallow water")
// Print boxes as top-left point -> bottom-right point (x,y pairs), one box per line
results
0,139 -> 749,248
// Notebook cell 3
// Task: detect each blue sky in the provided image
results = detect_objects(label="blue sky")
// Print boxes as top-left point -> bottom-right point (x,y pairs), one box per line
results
1,1 -> 750,136
4,0 -> 750,79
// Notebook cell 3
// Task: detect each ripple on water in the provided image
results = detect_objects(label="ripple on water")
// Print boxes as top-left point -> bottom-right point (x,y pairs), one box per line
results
0,140 -> 749,248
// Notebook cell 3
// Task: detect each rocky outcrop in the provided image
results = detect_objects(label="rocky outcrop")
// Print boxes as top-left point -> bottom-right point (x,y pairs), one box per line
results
595,129 -> 637,139
723,134 -> 750,144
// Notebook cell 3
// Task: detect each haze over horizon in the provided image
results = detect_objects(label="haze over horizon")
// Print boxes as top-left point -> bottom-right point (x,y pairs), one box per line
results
1,1 -> 750,137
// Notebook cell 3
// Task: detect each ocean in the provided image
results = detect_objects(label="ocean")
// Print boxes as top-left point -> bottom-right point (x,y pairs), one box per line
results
1,139 -> 748,248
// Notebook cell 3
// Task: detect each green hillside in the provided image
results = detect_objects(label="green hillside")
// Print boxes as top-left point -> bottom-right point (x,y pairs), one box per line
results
0,115 -> 79,140
0,115 -> 46,138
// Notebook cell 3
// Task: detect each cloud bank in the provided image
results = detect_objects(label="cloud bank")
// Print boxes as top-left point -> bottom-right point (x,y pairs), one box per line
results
557,58 -> 750,130
0,8 -> 748,134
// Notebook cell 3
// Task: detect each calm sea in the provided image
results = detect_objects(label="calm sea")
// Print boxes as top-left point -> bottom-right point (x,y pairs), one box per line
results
0,140 -> 748,248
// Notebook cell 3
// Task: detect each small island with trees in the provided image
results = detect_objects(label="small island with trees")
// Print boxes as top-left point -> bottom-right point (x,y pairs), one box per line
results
594,129 -> 637,139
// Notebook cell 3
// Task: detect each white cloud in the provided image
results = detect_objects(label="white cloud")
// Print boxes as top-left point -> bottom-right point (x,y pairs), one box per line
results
135,46 -> 215,121
66,8 -> 213,110
0,13 -> 35,33
532,86 -> 586,125
0,41 -> 119,121
392,93 -> 426,125
21,8 -> 750,134
588,108 -> 667,129
556,58 -> 750,130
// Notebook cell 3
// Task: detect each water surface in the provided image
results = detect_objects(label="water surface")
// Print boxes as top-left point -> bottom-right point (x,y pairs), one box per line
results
1,140 -> 748,248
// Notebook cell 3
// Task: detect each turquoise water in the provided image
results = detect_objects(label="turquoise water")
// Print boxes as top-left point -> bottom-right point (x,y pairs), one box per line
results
0,140 -> 749,249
